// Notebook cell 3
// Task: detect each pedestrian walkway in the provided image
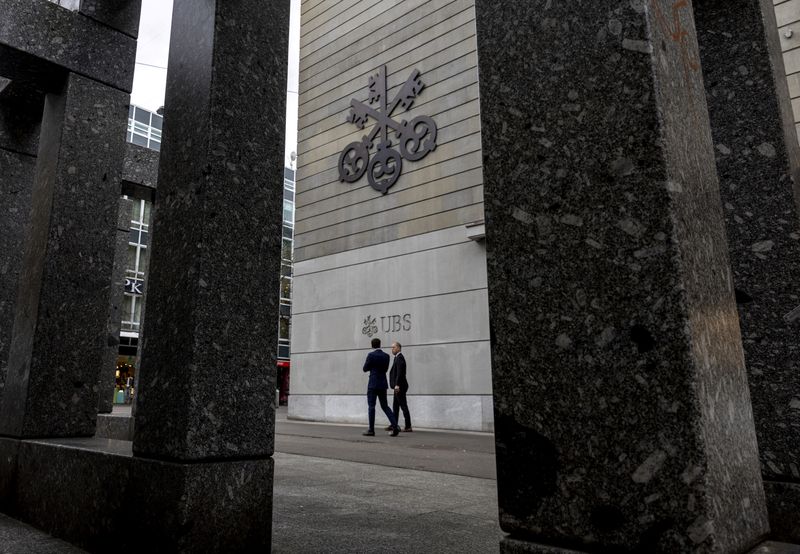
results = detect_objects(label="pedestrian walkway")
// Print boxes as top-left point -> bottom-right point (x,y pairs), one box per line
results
274,406 -> 496,479
273,452 -> 503,553
4,408 -> 797,553
272,407 -> 502,552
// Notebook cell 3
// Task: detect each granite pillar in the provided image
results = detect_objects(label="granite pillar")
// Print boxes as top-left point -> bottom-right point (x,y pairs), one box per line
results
130,0 -> 288,549
0,82 -> 42,400
0,0 -> 135,92
78,0 -> 142,38
475,1 -> 769,552
692,0 -> 800,542
98,198 -> 133,414
0,72 -> 129,438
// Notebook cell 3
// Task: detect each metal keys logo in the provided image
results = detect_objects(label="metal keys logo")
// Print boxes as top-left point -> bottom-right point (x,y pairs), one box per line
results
338,65 -> 438,194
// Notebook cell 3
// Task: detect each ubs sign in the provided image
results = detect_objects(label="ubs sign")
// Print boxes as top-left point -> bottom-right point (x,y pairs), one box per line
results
361,314 -> 412,338
338,65 -> 437,194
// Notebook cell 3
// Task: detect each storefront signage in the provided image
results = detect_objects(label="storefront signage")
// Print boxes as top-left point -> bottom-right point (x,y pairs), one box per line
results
361,313 -> 412,338
338,65 -> 438,195
125,278 -> 143,295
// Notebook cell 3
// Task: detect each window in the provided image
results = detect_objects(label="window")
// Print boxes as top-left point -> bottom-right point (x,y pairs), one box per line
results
121,197 -> 153,335
281,238 -> 293,262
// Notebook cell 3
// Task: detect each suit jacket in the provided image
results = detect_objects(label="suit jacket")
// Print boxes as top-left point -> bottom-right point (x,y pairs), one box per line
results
389,353 -> 408,392
363,348 -> 390,389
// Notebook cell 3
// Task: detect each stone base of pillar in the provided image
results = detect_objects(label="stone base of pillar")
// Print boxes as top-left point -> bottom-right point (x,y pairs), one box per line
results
94,412 -> 134,440
500,537 -> 800,553
764,480 -> 800,543
0,437 -> 273,552
500,537 -> 586,553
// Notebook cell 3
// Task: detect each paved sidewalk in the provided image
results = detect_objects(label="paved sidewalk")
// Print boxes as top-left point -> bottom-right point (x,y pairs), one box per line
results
273,452 -> 503,553
0,514 -> 86,554
2,410 -> 800,553
275,406 -> 496,479
273,407 -> 502,552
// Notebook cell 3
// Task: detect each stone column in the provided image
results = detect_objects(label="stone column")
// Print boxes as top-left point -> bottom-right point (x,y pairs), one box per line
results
692,0 -> 800,542
79,0 -> 142,38
475,1 -> 769,552
0,72 -> 129,437
98,198 -> 133,414
129,0 -> 288,550
0,82 -> 42,397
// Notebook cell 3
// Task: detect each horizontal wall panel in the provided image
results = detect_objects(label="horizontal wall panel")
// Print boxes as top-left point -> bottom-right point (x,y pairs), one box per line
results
787,72 -> 800,98
290,341 -> 492,395
288,394 -> 494,432
296,185 -> 483,249
776,0 -> 800,27
301,3 -> 474,99
301,0 -> 327,17
302,0 -> 397,52
296,170 -> 483,235
301,0 -> 382,41
293,239 -> 488,313
297,164 -> 483,230
291,287 -> 489,352
302,0 -> 453,75
294,204 -> 485,262
300,17 -> 475,108
293,226 -> 470,277
784,46 -> 800,75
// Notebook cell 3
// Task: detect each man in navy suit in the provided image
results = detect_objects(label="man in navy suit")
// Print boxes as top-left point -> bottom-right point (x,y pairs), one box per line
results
362,338 -> 400,437
389,341 -> 412,431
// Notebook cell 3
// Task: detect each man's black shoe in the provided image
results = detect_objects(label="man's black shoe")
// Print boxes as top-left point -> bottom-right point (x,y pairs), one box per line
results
390,427 -> 400,437
403,428 -> 413,432
362,430 -> 375,436
384,426 -> 393,431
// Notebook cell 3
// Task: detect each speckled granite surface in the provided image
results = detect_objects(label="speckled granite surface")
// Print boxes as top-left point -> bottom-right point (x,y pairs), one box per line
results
0,0 -> 135,92
132,0 -> 289,461
97,199 -> 132,414
764,481 -> 800,544
78,0 -> 142,38
0,84 -> 41,398
693,0 -> 800,541
476,1 -> 768,551
0,150 -> 35,407
0,81 -> 43,156
0,437 -> 272,552
0,74 -> 129,438
121,143 -> 159,193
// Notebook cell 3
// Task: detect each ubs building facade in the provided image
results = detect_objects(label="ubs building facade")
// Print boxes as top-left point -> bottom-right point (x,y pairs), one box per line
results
290,0 -> 492,431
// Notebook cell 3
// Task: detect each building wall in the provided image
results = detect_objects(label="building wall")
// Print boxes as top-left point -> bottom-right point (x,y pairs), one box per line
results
291,0 -> 492,431
775,0 -> 800,144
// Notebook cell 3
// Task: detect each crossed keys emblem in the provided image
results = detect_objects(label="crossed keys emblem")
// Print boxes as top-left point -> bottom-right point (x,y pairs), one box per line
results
338,66 -> 438,194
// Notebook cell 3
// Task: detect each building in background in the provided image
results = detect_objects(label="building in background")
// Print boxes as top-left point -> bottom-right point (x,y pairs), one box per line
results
115,105 -> 294,405
278,167 -> 295,405
127,104 -> 163,151
290,1 -> 492,431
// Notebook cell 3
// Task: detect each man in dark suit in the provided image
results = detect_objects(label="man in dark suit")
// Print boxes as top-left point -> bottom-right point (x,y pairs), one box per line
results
362,337 -> 400,437
388,341 -> 412,432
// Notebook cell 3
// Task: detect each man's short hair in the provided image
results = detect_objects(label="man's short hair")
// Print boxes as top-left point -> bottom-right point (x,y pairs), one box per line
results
371,338 -> 381,348
393,342 -> 402,350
